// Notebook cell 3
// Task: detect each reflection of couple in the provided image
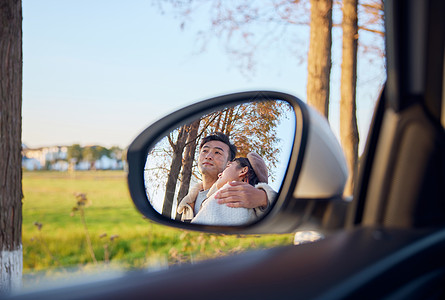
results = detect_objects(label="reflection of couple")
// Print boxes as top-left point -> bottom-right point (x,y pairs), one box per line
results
177,132 -> 276,225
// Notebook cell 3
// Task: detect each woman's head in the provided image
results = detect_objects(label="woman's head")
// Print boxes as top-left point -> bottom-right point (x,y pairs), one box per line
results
216,152 -> 268,189
215,160 -> 248,189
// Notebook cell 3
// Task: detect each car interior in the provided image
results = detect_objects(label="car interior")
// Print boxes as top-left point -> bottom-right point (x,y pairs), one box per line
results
6,0 -> 445,299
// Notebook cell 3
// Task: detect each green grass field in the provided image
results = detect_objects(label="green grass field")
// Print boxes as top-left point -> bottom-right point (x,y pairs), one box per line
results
23,171 -> 294,281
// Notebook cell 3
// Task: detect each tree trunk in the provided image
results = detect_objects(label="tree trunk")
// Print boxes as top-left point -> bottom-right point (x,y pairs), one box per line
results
162,126 -> 188,217
340,0 -> 359,196
307,0 -> 333,118
0,0 -> 23,293
175,120 -> 200,220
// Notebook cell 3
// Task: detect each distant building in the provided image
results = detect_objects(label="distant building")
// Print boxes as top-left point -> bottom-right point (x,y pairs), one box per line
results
75,161 -> 91,171
22,157 -> 41,171
22,144 -> 125,171
22,145 -> 68,171
52,160 -> 70,171
95,155 -> 124,170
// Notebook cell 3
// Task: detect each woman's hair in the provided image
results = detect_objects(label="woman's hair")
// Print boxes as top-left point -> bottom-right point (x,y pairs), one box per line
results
233,157 -> 260,186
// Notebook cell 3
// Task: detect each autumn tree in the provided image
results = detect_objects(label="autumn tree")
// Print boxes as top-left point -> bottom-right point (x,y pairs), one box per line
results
203,101 -> 286,170
0,0 -> 23,293
146,100 -> 290,218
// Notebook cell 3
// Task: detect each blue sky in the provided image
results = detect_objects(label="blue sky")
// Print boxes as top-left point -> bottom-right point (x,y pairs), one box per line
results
22,1 -> 385,153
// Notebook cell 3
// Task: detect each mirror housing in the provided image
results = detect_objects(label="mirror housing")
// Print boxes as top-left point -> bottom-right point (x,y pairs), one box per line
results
127,91 -> 348,234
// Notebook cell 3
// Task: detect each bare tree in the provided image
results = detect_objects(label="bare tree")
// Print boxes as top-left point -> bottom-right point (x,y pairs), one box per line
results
307,0 -> 333,118
340,0 -> 359,196
0,0 -> 23,293
154,1 -> 383,75
175,119 -> 200,219
154,0 -> 384,195
162,125 -> 189,216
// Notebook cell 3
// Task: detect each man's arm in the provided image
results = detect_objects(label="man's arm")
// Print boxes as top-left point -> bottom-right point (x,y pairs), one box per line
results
215,181 -> 274,209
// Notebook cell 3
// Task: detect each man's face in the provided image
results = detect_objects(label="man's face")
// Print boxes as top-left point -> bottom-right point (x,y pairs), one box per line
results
198,140 -> 230,181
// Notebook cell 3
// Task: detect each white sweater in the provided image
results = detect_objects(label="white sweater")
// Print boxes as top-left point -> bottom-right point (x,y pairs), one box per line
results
191,182 -> 276,226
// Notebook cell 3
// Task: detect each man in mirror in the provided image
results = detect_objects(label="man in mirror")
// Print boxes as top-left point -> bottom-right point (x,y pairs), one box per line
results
177,132 -> 276,222
192,152 -> 271,225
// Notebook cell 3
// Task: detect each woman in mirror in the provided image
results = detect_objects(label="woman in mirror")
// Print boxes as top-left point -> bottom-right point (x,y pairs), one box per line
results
188,152 -> 276,226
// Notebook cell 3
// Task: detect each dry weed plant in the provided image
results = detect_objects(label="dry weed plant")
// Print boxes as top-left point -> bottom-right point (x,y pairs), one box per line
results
31,221 -> 61,266
71,193 -> 97,264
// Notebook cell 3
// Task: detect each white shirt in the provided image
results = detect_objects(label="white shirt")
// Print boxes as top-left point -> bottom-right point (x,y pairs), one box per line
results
194,189 -> 209,216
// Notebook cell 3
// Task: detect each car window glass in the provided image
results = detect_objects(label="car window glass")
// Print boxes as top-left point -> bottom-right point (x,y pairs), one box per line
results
20,1 -> 385,292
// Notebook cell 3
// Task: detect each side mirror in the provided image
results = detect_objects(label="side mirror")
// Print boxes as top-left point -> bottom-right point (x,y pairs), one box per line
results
127,91 -> 348,234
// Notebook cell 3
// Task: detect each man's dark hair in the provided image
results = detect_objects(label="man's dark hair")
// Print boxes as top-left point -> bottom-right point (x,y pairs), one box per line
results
200,132 -> 237,161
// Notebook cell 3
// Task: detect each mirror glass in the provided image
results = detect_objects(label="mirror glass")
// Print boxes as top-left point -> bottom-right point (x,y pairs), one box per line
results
144,99 -> 295,226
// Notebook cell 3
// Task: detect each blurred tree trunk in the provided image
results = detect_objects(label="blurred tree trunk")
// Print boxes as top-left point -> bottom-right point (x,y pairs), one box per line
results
307,0 -> 333,118
175,120 -> 200,220
0,0 -> 23,293
162,126 -> 188,217
340,0 -> 359,196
